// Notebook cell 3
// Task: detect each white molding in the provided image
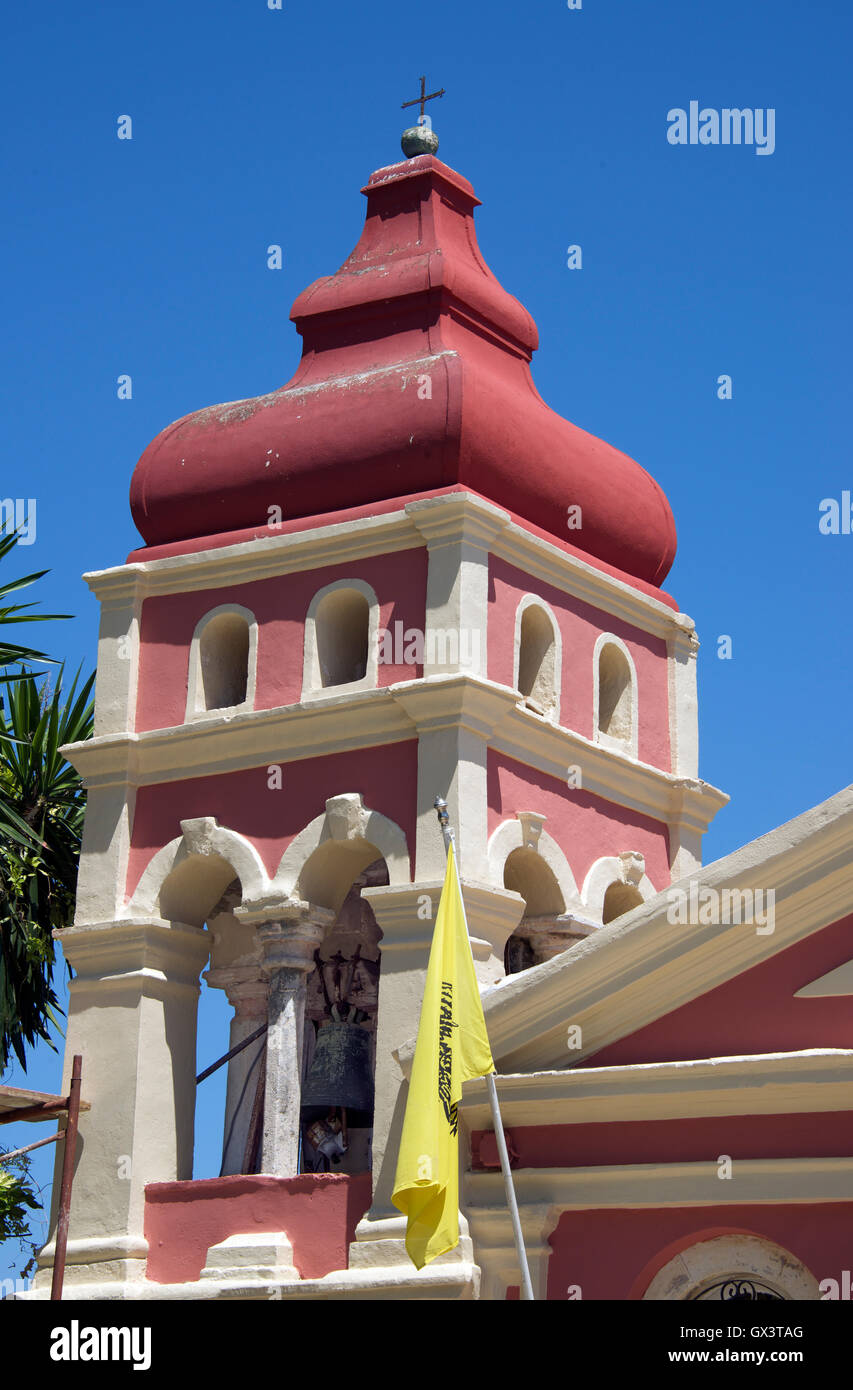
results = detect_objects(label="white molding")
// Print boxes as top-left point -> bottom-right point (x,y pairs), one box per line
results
592,631 -> 638,759
469,784 -> 853,1072
667,618 -> 700,778
128,817 -> 271,923
581,854 -> 657,922
272,793 -> 411,912
464,1157 -> 853,1212
85,493 -> 690,644
61,674 -> 728,839
301,577 -> 379,700
185,604 -> 258,722
458,1050 -> 853,1128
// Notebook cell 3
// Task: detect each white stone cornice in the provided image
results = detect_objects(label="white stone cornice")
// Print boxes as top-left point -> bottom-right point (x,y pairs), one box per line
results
388,675 -> 518,739
61,673 -> 727,842
470,784 -> 853,1072
491,703 -> 728,831
405,493 -> 511,550
58,918 -> 210,988
87,492 -> 690,642
458,1050 -> 853,1128
85,512 -> 423,601
464,1157 -> 853,1211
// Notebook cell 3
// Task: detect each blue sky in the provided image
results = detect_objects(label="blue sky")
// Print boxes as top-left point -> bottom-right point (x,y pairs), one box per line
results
2,0 -> 851,1279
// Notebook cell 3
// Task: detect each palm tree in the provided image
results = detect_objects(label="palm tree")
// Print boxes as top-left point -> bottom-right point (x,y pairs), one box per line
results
0,669 -> 95,1071
0,530 -> 94,1072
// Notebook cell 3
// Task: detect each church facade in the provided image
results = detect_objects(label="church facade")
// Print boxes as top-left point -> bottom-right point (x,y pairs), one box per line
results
30,133 -> 853,1301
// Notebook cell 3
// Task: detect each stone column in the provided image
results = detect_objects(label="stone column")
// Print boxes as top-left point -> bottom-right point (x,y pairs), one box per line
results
205,964 -> 268,1177
32,917 -> 210,1294
255,903 -> 333,1177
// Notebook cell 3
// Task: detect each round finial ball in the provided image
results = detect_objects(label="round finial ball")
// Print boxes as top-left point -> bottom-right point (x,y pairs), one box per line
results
401,124 -> 439,158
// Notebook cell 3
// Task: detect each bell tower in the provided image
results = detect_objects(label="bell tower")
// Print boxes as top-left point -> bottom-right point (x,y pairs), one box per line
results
34,116 -> 726,1298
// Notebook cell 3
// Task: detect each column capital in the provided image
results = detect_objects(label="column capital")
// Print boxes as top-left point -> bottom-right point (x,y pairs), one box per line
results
205,962 -> 269,1018
255,902 -> 335,974
58,918 -> 210,988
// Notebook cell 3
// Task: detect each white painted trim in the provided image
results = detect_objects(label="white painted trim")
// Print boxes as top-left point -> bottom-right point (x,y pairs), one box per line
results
458,1050 -> 853,1128
592,632 -> 638,759
62,675 -> 728,840
487,816 -> 580,910
470,784 -> 853,1072
667,619 -> 700,778
301,578 -> 379,701
128,817 -> 271,921
512,595 -> 562,723
185,604 -> 258,722
464,1157 -> 853,1211
271,793 -> 411,912
643,1234 -> 819,1301
84,493 -> 691,645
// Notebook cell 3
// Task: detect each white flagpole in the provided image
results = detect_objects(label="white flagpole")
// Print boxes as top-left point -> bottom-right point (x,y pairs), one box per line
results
434,797 -> 536,1302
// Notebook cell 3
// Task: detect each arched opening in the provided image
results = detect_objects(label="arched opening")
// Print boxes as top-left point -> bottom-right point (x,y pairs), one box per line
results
643,1234 -> 820,1302
198,611 -> 250,711
157,852 -> 249,1181
601,881 -> 644,924
299,858 -> 387,1175
597,640 -> 634,748
517,603 -> 559,718
503,848 -> 566,974
315,588 -> 370,688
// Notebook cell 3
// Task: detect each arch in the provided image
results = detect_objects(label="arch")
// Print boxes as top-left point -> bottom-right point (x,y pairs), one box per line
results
274,793 -> 411,914
513,596 -> 562,722
128,817 -> 271,925
582,853 -> 656,925
487,815 -> 580,910
302,579 -> 379,699
642,1234 -> 820,1302
593,633 -> 638,757
503,849 -> 566,917
186,605 -> 257,721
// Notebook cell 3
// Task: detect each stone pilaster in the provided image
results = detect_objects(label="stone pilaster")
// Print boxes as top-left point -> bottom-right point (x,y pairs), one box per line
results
33,918 -> 210,1291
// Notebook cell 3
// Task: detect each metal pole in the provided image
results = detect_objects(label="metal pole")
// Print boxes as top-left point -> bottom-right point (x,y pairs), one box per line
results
485,1073 -> 535,1301
433,797 -> 536,1301
196,1021 -> 268,1084
51,1053 -> 83,1302
0,1131 -> 63,1164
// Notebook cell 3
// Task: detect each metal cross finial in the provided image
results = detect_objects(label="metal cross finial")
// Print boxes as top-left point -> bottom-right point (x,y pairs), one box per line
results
402,75 -> 445,122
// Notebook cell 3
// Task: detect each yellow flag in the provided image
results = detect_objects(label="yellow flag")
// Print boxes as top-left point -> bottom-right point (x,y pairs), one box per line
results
391,840 -> 495,1269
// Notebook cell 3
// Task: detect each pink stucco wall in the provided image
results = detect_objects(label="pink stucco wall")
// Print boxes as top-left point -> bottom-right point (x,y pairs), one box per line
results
135,550 -> 427,732
144,1173 -> 371,1283
487,751 -> 671,896
473,1110 -> 853,1171
489,556 -> 672,772
126,742 -> 419,899
543,1206 -> 852,1300
581,912 -> 853,1066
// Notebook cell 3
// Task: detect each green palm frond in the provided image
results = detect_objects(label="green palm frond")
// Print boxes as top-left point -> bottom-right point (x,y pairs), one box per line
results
0,532 -> 94,1073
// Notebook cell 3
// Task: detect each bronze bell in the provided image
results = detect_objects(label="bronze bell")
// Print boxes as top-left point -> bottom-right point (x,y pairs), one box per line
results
301,1022 -> 374,1118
